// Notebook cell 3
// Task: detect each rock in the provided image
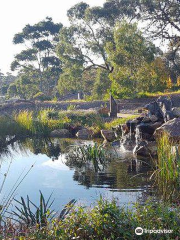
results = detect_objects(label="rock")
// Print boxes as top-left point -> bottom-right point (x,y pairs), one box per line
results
126,119 -> 140,133
142,117 -> 151,123
157,96 -> 172,111
136,123 -> 155,135
50,129 -> 72,138
145,101 -> 163,120
133,141 -> 157,157
172,107 -> 180,118
121,124 -> 129,135
112,125 -> 122,138
101,130 -> 116,142
154,118 -> 180,141
150,115 -> 159,122
136,123 -> 155,141
157,96 -> 174,122
145,96 -> 174,122
65,124 -> 83,137
76,128 -> 93,139
151,121 -> 163,130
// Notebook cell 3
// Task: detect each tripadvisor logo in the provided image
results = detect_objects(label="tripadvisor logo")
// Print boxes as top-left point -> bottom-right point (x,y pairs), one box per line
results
135,227 -> 143,235
135,227 -> 173,235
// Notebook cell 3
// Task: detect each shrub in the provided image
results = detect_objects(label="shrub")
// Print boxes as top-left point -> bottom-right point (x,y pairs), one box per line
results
3,198 -> 180,239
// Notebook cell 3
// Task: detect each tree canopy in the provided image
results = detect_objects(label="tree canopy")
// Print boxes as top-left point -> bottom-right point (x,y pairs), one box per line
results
4,0 -> 180,100
11,17 -> 63,98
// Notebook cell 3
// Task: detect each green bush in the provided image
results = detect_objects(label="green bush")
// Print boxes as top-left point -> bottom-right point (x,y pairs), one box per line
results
2,198 -> 180,239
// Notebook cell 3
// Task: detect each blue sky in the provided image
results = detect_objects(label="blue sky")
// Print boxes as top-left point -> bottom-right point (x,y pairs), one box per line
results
0,0 -> 104,73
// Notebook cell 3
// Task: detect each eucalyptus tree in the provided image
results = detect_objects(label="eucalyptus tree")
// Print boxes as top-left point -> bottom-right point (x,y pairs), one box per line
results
11,17 -> 63,97
57,1 -> 131,95
106,22 -> 167,97
134,0 -> 180,84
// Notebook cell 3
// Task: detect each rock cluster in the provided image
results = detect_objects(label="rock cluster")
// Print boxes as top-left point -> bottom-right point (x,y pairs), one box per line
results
118,96 -> 180,157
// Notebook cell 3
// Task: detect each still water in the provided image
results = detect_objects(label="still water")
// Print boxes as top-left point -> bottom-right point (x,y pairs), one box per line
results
0,137 -> 153,212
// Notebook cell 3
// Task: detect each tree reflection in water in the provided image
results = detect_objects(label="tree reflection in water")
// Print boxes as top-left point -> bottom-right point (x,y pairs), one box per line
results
0,137 -> 154,203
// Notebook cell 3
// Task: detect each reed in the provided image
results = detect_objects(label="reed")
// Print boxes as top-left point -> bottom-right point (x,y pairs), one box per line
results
153,133 -> 180,200
66,143 -> 111,172
11,192 -> 75,227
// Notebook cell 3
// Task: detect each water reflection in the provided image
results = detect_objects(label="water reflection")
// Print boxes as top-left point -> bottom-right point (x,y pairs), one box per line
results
0,137 -> 154,209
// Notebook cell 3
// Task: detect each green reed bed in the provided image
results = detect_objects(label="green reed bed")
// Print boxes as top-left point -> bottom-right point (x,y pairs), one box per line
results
0,109 -> 139,139
153,133 -> 180,200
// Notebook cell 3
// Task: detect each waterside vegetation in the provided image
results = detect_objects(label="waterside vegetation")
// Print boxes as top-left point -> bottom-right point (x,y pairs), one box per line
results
1,196 -> 180,240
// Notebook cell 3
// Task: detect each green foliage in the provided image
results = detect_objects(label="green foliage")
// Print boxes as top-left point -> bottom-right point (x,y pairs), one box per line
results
11,17 -> 63,99
104,115 -> 138,129
106,21 -> 168,98
92,69 -> 111,100
154,133 -> 180,200
58,64 -> 83,95
0,109 -> 106,139
3,198 -> 180,239
67,104 -> 77,111
12,192 -> 76,228
66,143 -> 111,172
13,192 -> 54,227
7,83 -> 18,98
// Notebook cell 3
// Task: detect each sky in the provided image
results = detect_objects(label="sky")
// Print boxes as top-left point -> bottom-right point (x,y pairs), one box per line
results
0,0 -> 105,74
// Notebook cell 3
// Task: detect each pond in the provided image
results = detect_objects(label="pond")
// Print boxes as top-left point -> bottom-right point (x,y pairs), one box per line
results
0,137 -> 154,213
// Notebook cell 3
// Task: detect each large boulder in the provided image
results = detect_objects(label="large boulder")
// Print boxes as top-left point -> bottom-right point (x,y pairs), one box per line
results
145,101 -> 163,120
154,118 -> 180,141
101,130 -> 116,142
133,141 -> 157,157
50,129 -> 72,138
172,107 -> 180,118
151,121 -> 163,130
76,128 -> 93,139
150,115 -> 159,122
145,96 -> 174,122
112,125 -> 122,138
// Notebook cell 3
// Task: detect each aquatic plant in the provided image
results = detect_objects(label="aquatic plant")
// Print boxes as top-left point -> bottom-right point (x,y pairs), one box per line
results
11,192 -> 76,228
152,133 -> 180,200
66,143 -> 111,172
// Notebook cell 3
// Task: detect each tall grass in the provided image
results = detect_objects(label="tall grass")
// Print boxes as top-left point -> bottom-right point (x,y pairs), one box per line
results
104,115 -> 137,130
0,109 -> 136,139
153,133 -> 180,200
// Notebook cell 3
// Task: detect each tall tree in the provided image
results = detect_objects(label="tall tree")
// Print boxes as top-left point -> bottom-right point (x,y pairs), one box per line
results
106,22 -> 167,98
11,17 -> 63,97
57,2 -> 114,74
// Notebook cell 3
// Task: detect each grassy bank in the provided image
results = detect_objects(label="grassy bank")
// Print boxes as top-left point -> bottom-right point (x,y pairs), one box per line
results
0,109 -> 136,138
1,197 -> 180,240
